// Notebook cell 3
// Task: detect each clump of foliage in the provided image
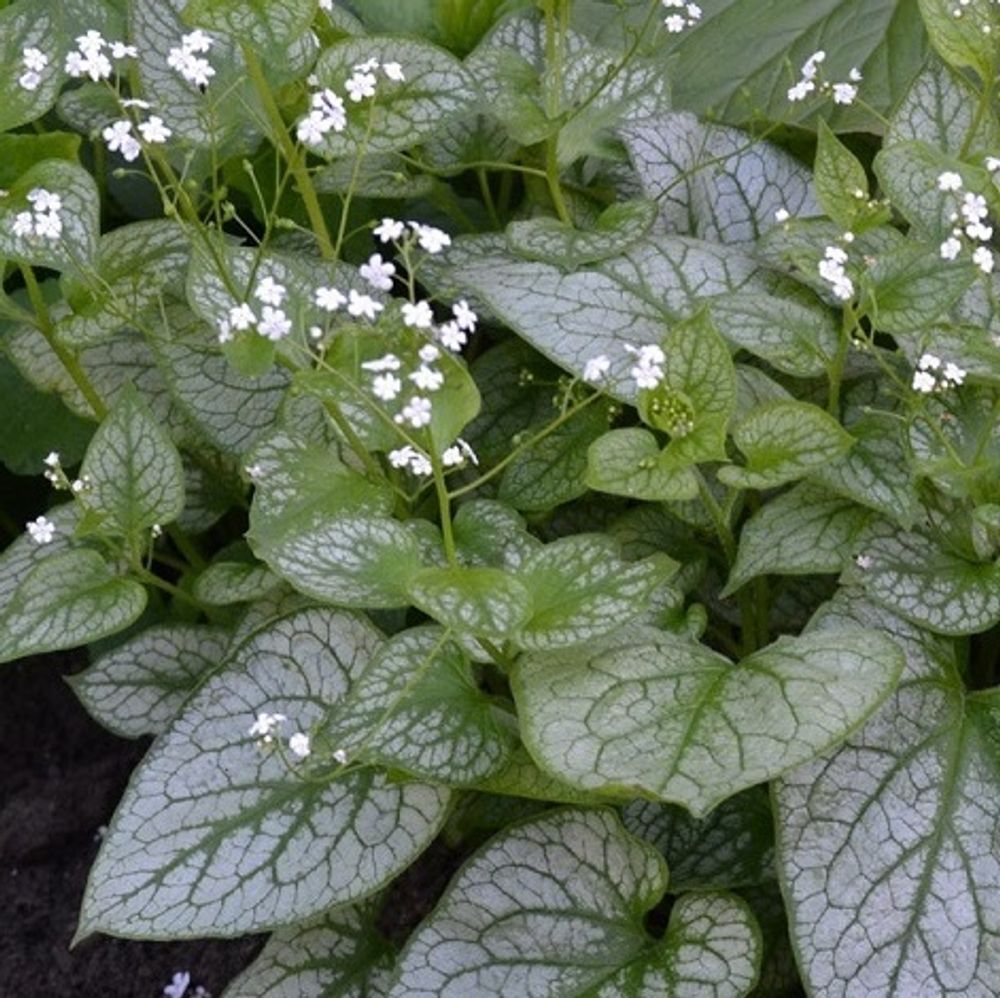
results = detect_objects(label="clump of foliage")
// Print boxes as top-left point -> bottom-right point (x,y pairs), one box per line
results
1,0 -> 998,994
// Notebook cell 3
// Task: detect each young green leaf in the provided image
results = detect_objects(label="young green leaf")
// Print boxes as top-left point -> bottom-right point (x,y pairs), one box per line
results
814,120 -> 875,230
513,534 -> 677,650
0,549 -> 147,665
513,629 -> 904,816
78,607 -> 450,939
776,590 -> 1000,997
389,807 -> 761,998
587,427 -> 699,502
80,383 -> 186,537
68,624 -> 228,737
407,566 -> 531,640
220,901 -> 395,998
718,401 -> 855,490
331,626 -> 517,783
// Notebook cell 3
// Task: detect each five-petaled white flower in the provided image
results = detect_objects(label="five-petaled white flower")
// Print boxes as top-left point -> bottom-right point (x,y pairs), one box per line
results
372,372 -> 403,401
411,223 -> 451,254
396,396 -> 432,428
359,253 -> 396,292
374,217 -> 405,242
402,300 -> 434,329
583,355 -> 611,382
288,733 -> 311,759
228,303 -> 257,331
27,515 -> 56,545
258,305 -> 291,341
346,70 -> 376,102
315,286 -> 347,312
138,116 -> 172,144
348,290 -> 383,320
254,276 -> 287,306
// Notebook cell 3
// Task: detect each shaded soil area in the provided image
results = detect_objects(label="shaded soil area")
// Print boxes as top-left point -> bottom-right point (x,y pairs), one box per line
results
0,653 -> 264,997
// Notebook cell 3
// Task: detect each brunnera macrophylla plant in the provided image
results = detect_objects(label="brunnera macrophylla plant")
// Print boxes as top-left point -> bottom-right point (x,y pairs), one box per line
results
0,0 -> 999,993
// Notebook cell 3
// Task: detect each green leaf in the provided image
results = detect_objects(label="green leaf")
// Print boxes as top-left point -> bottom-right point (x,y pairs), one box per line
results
724,485 -> 878,596
845,524 -> 1000,635
639,311 -> 736,466
193,561 -> 279,605
0,1 -> 64,131
441,235 -> 768,403
331,626 -> 517,783
513,535 -> 676,650
587,427 -> 699,502
182,0 -> 317,51
407,566 -> 531,640
56,222 -> 191,348
0,132 -> 81,187
623,787 -> 775,891
0,549 -> 147,665
452,499 -> 541,570
622,113 -> 818,246
309,37 -> 478,157
776,589 -> 1000,997
220,901 -> 395,998
0,159 -> 99,272
0,354 -> 92,475
80,384 -> 185,537
513,629 -> 904,817
814,121 -> 875,230
670,0 -> 928,132
498,402 -> 609,512
79,607 -> 450,939
68,624 -> 227,737
0,503 -> 81,616
389,807 -> 761,998
255,515 -> 424,609
708,292 -> 838,379
718,401 -> 855,491
506,200 -> 658,268
917,0 -> 998,79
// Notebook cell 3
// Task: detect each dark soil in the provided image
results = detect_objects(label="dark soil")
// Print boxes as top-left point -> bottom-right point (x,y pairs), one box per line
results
0,652 -> 265,998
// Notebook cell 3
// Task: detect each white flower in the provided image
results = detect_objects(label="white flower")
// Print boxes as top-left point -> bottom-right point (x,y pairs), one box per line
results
854,553 -> 873,570
437,321 -> 467,352
348,290 -> 383,320
961,191 -> 988,223
102,120 -> 141,161
354,58 -> 380,73
848,67 -> 863,82
943,362 -> 966,385
937,171 -> 963,192
309,325 -> 324,341
22,47 -> 48,72
411,223 -> 451,254
315,286 -> 347,312
802,51 -> 826,78
138,116 -> 172,144
918,353 -> 941,371
383,61 -> 405,81
359,253 -> 396,292
418,344 -> 440,363
787,80 -> 815,102
254,276 -> 287,306
33,211 -> 62,239
389,444 -> 417,468
288,732 -> 311,759
297,111 -> 329,146
18,70 -> 42,91
818,244 -> 854,301
452,299 -> 477,331
442,445 -> 464,466
163,971 -> 191,998
13,212 -> 34,237
911,369 -> 936,393
374,217 -> 405,242
167,42 -> 215,89
410,365 -> 444,391
774,208 -> 790,222
973,245 -> 994,273
346,70 -> 376,102
832,82 -> 857,105
362,353 -> 402,372
27,515 -> 55,545
228,303 -> 257,330
940,236 -> 962,260
245,463 -> 263,480
44,451 -> 60,468
248,711 -> 286,742
110,41 -> 138,59
402,300 -> 434,329
389,445 -> 433,476
258,306 -> 291,341
372,372 -> 402,400
987,157 -> 1000,172
120,98 -> 151,109
333,748 -> 349,764
182,30 -> 214,54
664,14 -> 686,31
583,354 -> 611,382
966,221 -> 993,241
396,396 -> 432,428
76,30 -> 106,56
65,45 -> 112,82
298,88 -> 347,143
27,188 -> 62,213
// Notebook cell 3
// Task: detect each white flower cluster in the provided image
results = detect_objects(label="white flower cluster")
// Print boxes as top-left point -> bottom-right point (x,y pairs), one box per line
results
375,217 -> 452,255
248,712 -> 311,760
818,240 -> 855,301
661,0 -> 702,33
26,514 -> 56,545
18,46 -> 48,92
297,87 -> 347,146
911,352 -> 967,393
389,438 -> 477,478
65,30 -> 136,82
937,171 -> 995,273
41,451 -> 91,494
13,188 -> 63,240
787,50 -> 862,105
167,30 -> 216,90
218,276 -> 296,344
624,344 -> 665,389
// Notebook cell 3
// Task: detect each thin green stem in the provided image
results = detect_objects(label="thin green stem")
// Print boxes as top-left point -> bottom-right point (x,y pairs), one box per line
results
960,80 -> 993,159
477,167 -> 500,228
166,524 -> 206,572
694,469 -> 736,564
242,45 -> 336,260
432,455 -> 458,565
20,265 -> 107,420
827,302 -> 855,416
545,138 -> 572,223
322,400 -> 385,481
133,567 -> 204,610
